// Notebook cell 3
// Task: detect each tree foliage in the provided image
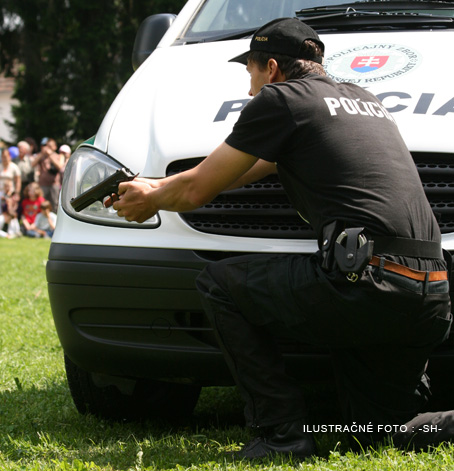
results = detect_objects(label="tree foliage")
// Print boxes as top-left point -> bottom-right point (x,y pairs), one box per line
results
0,0 -> 185,146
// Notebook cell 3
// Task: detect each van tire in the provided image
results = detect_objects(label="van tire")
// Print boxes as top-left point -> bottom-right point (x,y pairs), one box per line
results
64,354 -> 201,421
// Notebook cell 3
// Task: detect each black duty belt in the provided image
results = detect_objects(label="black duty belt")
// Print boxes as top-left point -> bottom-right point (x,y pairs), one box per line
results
372,236 -> 443,259
332,227 -> 444,276
320,222 -> 445,276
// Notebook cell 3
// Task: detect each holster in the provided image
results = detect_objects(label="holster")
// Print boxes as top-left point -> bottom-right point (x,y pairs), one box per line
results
334,227 -> 374,274
320,222 -> 374,274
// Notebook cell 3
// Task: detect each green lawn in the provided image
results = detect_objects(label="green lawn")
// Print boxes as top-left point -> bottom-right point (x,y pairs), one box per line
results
1,238 -> 453,470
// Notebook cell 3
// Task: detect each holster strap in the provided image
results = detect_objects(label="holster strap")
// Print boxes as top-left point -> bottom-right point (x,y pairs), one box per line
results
369,256 -> 448,282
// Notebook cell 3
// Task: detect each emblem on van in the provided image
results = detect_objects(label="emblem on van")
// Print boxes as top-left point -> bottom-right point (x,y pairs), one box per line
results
325,44 -> 421,84
350,56 -> 389,73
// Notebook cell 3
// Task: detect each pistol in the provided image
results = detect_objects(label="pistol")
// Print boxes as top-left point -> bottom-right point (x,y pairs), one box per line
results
70,167 -> 138,212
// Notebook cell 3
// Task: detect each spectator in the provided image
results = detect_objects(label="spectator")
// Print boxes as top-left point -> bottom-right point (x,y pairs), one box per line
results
0,147 -> 21,196
1,179 -> 21,239
59,144 -> 72,175
20,182 -> 45,234
32,137 -> 64,211
16,141 -> 36,199
1,180 -> 20,217
25,137 -> 38,155
26,200 -> 57,238
0,210 -> 21,238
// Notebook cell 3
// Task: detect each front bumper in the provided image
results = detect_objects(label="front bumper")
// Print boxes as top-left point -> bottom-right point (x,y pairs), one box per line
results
47,243 -> 454,387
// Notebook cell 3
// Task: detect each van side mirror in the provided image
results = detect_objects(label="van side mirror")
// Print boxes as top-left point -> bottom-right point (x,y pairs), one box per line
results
132,13 -> 177,70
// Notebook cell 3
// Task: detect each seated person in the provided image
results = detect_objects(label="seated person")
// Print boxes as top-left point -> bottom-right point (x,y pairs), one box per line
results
26,200 -> 57,238
21,182 -> 45,234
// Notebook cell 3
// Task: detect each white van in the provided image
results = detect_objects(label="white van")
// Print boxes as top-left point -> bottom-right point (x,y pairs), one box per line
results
47,0 -> 454,420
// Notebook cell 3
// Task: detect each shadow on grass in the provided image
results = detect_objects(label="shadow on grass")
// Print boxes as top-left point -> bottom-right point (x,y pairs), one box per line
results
0,379 -> 350,468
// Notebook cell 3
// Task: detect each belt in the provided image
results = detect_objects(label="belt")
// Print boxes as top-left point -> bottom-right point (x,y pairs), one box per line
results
369,256 -> 448,282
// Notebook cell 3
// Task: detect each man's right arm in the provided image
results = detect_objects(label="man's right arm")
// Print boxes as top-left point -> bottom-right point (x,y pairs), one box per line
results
113,142 -> 265,223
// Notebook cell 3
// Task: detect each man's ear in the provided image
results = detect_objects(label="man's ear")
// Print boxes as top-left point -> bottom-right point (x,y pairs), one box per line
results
267,58 -> 286,83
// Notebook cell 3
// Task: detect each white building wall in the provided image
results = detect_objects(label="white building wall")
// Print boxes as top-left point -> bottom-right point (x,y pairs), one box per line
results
0,76 -> 17,144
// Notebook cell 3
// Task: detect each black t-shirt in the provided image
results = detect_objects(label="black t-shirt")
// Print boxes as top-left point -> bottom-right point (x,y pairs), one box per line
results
225,74 -> 440,249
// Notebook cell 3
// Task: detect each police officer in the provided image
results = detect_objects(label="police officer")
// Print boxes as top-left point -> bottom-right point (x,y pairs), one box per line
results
113,18 -> 452,459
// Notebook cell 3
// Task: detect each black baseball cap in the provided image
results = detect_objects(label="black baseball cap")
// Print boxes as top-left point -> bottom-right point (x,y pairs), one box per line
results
229,17 -> 325,65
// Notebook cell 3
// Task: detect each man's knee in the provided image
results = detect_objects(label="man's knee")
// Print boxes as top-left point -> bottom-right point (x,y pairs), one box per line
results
196,260 -> 237,316
196,258 -> 240,297
196,262 -> 223,297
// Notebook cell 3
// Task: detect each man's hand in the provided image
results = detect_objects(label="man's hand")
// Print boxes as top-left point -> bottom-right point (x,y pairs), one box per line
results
112,180 -> 159,223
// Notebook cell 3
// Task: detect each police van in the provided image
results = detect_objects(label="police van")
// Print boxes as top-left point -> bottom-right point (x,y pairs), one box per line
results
47,0 -> 454,420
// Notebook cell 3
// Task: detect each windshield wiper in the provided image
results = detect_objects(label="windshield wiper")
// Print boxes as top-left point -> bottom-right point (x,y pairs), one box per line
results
298,6 -> 452,20
297,0 -> 454,15
295,2 -> 454,28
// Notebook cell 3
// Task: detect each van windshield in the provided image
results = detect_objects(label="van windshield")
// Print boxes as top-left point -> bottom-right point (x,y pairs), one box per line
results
178,0 -> 454,42
179,0 -> 348,41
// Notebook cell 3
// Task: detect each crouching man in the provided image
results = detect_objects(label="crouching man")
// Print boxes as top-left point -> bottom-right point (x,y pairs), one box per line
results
112,18 -> 452,459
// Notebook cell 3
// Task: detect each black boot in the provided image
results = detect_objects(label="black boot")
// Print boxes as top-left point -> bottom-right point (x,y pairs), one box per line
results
236,419 -> 316,460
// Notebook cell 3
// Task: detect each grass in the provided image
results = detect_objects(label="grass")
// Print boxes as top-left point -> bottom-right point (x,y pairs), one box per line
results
1,237 -> 454,470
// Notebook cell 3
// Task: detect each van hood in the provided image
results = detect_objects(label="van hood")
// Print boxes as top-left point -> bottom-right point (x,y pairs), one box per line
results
97,29 -> 454,176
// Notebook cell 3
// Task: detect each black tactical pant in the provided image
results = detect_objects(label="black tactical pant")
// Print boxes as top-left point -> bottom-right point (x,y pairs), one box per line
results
196,252 -> 452,445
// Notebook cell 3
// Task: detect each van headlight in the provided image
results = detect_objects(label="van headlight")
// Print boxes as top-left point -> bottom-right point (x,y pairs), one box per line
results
61,146 -> 160,228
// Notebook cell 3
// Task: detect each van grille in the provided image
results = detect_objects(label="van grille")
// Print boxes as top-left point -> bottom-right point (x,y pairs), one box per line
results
167,152 -> 454,238
416,153 -> 454,234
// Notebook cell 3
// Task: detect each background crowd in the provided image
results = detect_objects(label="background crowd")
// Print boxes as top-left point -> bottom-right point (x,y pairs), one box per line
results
0,137 -> 71,239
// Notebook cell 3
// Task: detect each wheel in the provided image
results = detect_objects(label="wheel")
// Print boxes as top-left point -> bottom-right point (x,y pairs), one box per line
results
64,354 -> 201,421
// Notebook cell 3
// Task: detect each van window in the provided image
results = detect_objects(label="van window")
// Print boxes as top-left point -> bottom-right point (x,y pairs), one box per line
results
179,0 -> 348,41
